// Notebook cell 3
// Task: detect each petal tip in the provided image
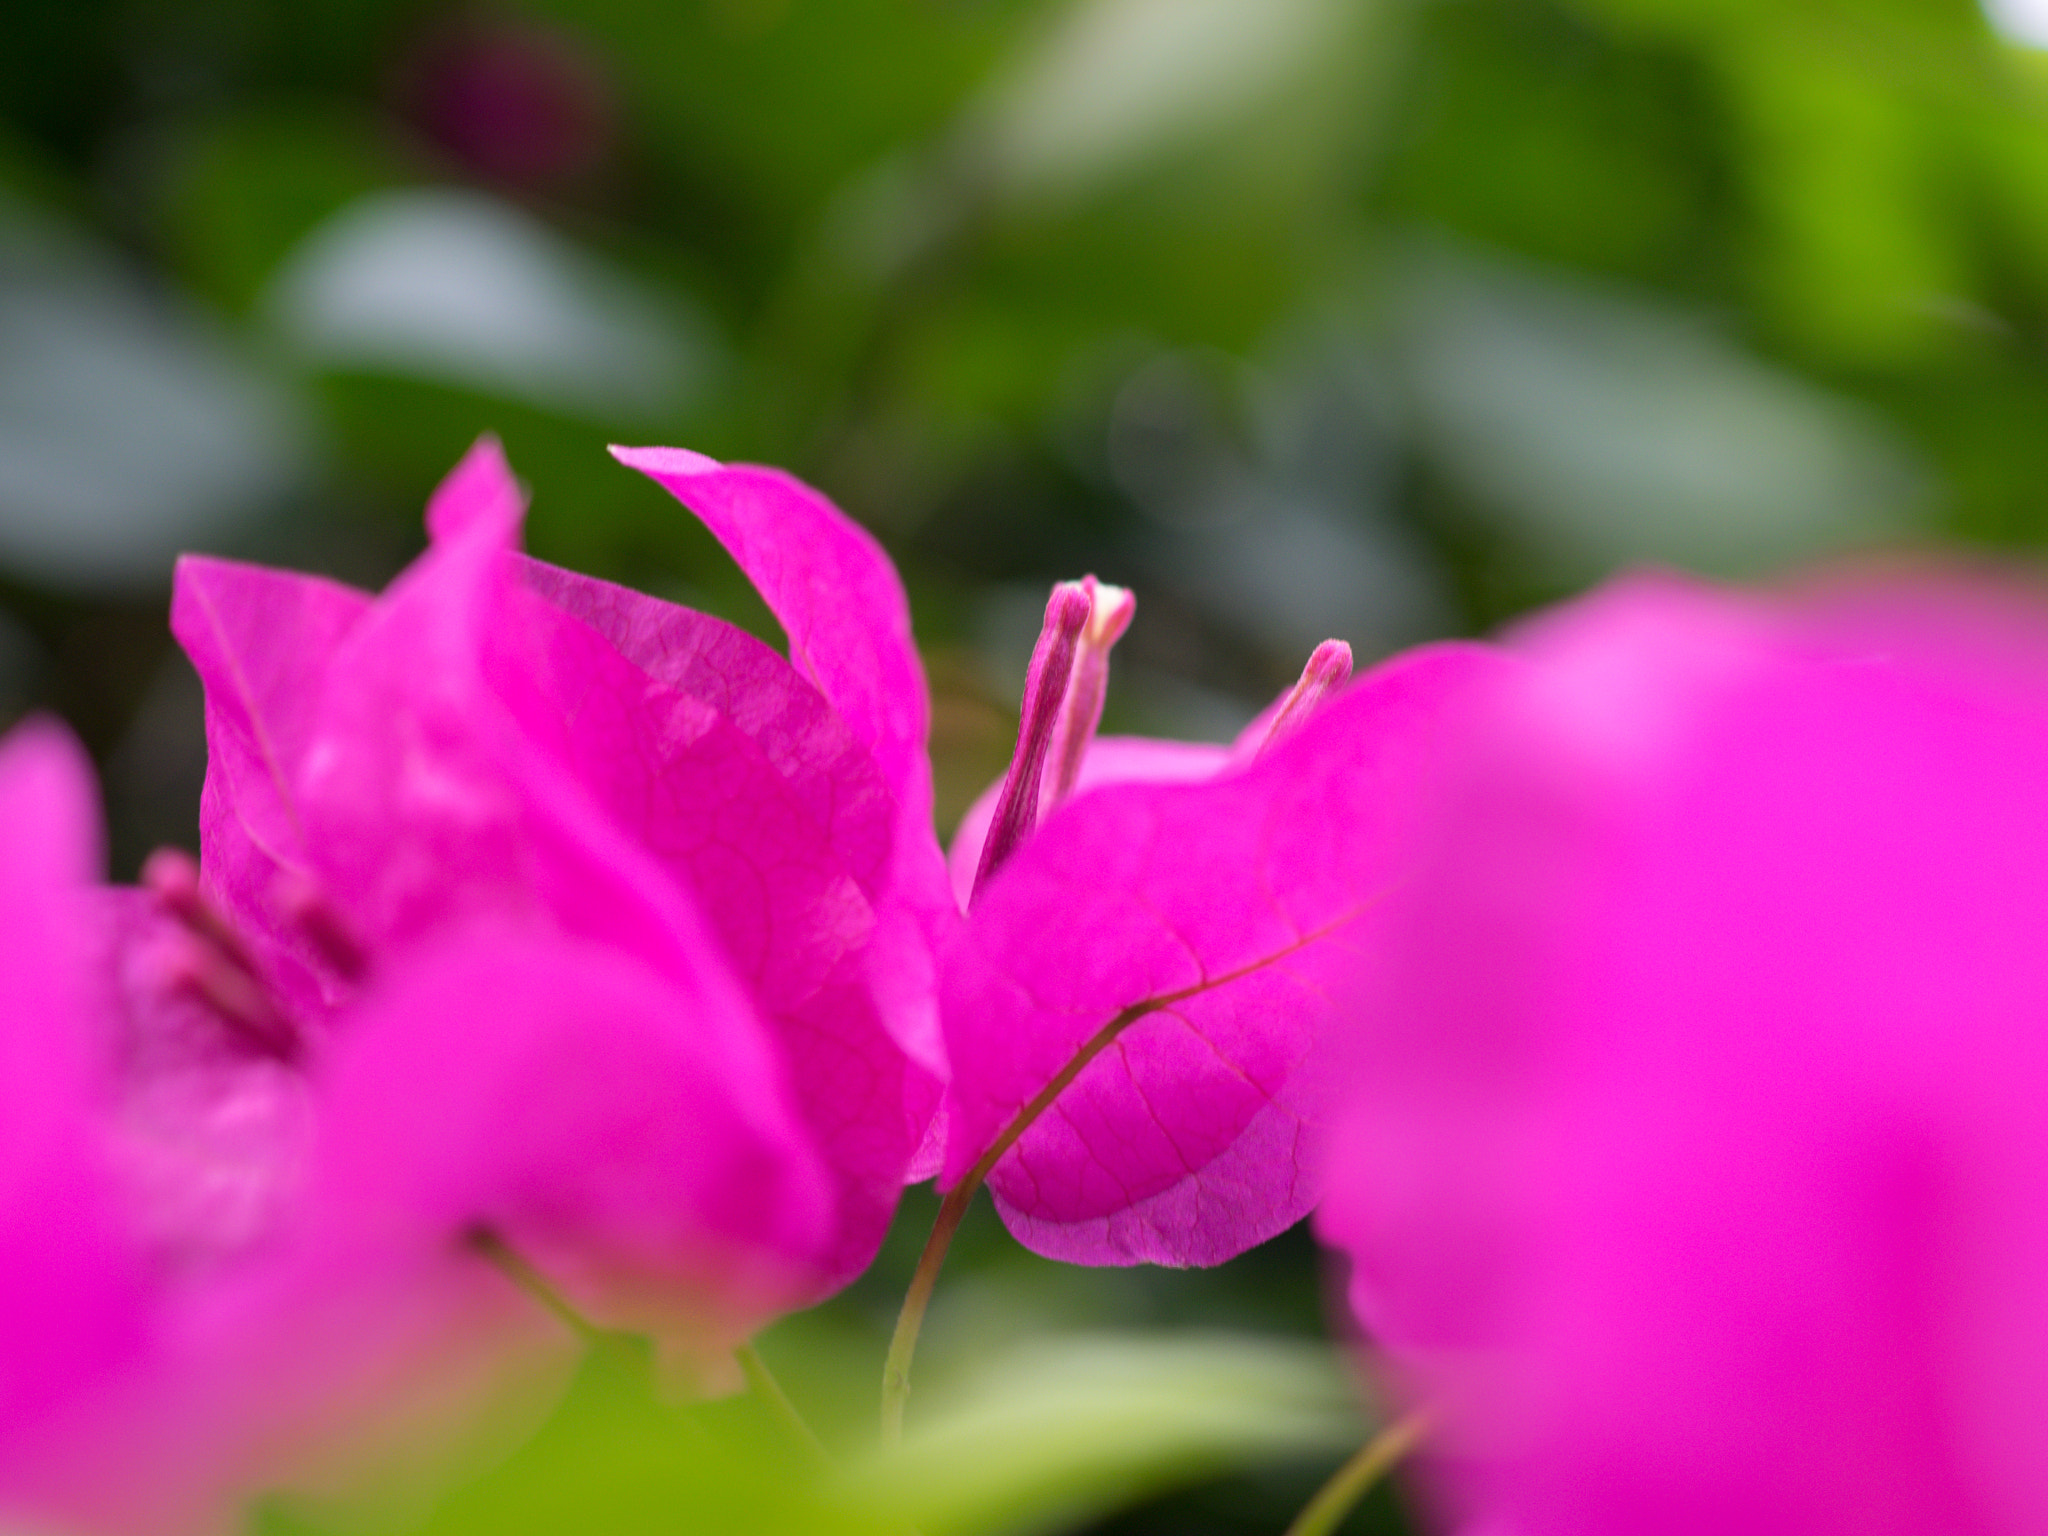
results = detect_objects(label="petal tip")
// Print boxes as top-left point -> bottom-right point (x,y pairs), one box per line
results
609,444 -> 725,478
425,435 -> 526,545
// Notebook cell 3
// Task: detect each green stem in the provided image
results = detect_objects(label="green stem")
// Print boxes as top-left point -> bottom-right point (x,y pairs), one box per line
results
1282,1412 -> 1428,1536
737,1340 -> 832,1466
467,1226 -> 598,1340
880,996 -> 1158,1446
879,1182 -> 975,1446
880,924 -> 1360,1443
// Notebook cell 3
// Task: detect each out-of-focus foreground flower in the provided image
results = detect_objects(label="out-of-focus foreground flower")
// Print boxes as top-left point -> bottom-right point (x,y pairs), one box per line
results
0,719 -> 837,1533
1319,571 -> 2048,1536
0,438 -> 966,1532
0,723 -> 159,1522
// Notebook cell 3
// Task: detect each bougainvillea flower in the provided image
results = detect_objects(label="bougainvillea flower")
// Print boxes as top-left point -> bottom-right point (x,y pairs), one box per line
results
1319,571 -> 2048,1536
0,711 -> 832,1534
609,443 -> 955,1073
144,925 -> 833,1513
174,438 -> 941,1301
940,576 -> 1502,1266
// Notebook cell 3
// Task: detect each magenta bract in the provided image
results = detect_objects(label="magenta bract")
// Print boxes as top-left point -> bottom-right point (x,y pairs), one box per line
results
0,713 -> 834,1531
174,438 -> 939,1304
943,613 -> 1503,1266
610,446 -> 957,1084
0,723 -> 155,1513
604,447 -> 938,873
173,559 -> 372,1024
1319,572 -> 2048,1536
240,929 -> 832,1356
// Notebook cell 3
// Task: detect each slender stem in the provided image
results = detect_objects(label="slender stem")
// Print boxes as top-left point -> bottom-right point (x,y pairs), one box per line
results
880,1182 -> 976,1446
467,1226 -> 598,1340
478,1233 -> 833,1472
879,996 -> 1155,1446
737,1340 -> 832,1466
878,923 -> 1358,1444
1282,1412 -> 1428,1536
881,918 -> 1368,1443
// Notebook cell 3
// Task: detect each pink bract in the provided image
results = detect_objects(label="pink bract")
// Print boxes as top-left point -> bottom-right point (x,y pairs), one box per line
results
942,590 -> 1504,1265
174,439 -> 940,1303
0,708 -> 834,1533
1319,571 -> 2048,1536
610,445 -> 956,1083
0,723 -> 155,1516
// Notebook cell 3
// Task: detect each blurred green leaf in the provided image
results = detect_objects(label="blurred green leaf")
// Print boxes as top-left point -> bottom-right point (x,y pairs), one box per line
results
844,1332 -> 1366,1536
0,194 -> 313,590
258,1327 -> 1365,1536
264,187 -> 719,420
1720,22 -> 1966,361
267,1339 -> 886,1536
967,0 -> 1363,203
1398,241 -> 1925,580
1377,0 -> 1725,283
159,106 -> 416,317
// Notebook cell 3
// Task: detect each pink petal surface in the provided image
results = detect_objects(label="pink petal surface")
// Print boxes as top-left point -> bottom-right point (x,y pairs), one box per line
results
0,730 -> 253,1536
0,724 -> 147,1473
175,440 -> 942,1304
1320,572 -> 2048,1536
128,926 -> 834,1517
608,446 -> 932,843
287,442 -> 924,1291
282,929 -> 833,1341
941,643 -> 1503,1265
422,430 -> 525,545
295,455 -> 793,1113
513,555 -> 894,897
172,558 -> 374,1018
482,574 -> 929,1291
35,923 -> 836,1530
0,721 -> 103,1180
93,888 -> 317,1280
445,446 -> 934,1282
610,448 -> 954,1076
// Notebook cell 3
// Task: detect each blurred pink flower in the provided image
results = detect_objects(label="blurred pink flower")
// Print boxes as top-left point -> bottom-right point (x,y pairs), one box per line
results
0,722 -> 156,1515
0,705 -> 831,1533
941,577 -> 1503,1265
176,439 -> 941,1303
1319,571 -> 2048,1536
